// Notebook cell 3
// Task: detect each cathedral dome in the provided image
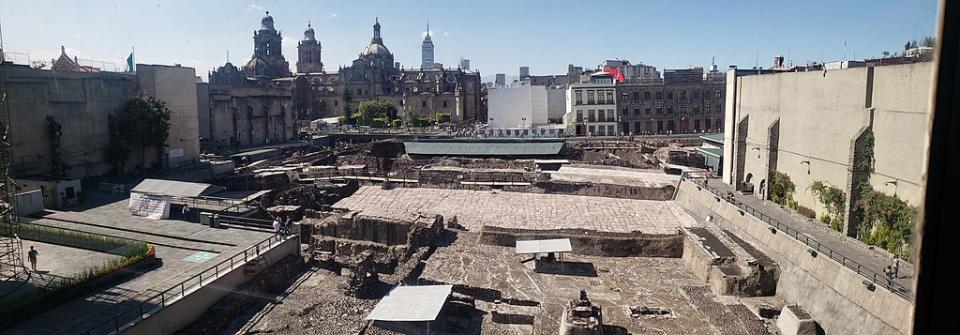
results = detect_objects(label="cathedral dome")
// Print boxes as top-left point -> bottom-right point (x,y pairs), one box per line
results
362,43 -> 391,56
303,23 -> 316,41
261,11 -> 275,31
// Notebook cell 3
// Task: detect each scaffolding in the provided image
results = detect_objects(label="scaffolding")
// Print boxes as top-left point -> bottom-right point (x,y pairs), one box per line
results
0,57 -> 26,282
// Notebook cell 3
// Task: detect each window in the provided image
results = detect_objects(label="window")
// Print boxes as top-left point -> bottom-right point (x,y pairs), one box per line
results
607,125 -> 614,135
608,109 -> 615,121
680,90 -> 687,100
422,101 -> 427,107
632,92 -> 640,101
656,106 -> 662,114
622,107 -> 629,116
667,91 -> 674,100
695,119 -> 701,131
656,91 -> 663,100
716,90 -> 722,98
443,101 -> 448,108
622,92 -> 629,101
645,91 -> 651,100
716,104 -> 721,113
587,91 -> 595,104
668,106 -> 674,114
588,125 -> 595,135
576,110 -> 583,122
694,90 -> 700,100
588,110 -> 596,122
606,90 -> 614,104
645,107 -> 651,114
598,91 -> 605,104
634,108 -> 641,116
694,106 -> 700,114
680,105 -> 686,114
575,91 -> 583,105
705,105 -> 711,114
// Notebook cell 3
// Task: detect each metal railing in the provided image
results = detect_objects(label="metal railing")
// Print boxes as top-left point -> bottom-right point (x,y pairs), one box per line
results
80,233 -> 294,335
681,176 -> 913,301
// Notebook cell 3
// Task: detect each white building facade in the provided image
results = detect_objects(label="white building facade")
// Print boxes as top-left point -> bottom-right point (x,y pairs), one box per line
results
487,85 -> 548,128
564,73 -> 619,136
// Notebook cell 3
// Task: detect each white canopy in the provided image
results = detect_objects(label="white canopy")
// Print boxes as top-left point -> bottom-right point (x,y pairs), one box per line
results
515,238 -> 573,254
365,285 -> 453,322
131,179 -> 224,198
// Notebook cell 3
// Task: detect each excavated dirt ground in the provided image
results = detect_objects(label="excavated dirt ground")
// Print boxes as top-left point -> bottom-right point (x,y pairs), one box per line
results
420,232 -> 774,335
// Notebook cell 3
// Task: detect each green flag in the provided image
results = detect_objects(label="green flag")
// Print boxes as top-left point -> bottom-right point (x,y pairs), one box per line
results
126,52 -> 134,72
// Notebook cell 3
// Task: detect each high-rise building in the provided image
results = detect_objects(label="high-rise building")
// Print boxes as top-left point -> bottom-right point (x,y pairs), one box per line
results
460,58 -> 470,71
296,22 -> 323,73
421,21 -> 435,70
495,73 -> 506,88
519,66 -> 530,79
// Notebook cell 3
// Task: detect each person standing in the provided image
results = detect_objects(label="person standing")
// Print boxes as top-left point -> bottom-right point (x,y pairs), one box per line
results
27,246 -> 38,271
272,217 -> 281,235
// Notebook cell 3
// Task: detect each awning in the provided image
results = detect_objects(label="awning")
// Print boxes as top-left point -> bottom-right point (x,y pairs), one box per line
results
365,285 -> 453,321
515,238 -> 573,254
130,179 -> 225,198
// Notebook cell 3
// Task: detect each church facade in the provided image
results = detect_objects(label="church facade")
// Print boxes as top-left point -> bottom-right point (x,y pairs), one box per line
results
201,13 -> 485,152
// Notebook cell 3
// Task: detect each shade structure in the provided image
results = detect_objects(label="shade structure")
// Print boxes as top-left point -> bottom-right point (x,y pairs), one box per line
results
365,285 -> 453,321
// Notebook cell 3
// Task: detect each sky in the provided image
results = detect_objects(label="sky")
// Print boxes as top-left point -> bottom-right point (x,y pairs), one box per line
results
0,0 -> 941,80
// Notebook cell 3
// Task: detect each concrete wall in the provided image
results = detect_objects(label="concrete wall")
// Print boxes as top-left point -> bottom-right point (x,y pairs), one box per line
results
196,82 -> 211,141
487,86 -> 548,128
675,181 -> 912,335
723,62 -> 932,222
207,85 -> 295,151
546,88 -> 566,122
137,64 -> 201,168
4,63 -> 138,178
122,236 -> 299,335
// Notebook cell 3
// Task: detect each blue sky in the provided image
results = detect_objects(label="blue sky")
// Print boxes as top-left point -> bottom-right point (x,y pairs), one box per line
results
0,0 -> 940,79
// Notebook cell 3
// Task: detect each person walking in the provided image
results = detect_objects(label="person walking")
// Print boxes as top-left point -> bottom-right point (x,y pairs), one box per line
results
891,255 -> 900,279
27,246 -> 38,271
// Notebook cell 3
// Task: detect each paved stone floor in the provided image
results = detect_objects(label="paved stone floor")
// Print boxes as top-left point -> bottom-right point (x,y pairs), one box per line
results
333,186 -> 697,234
18,241 -> 122,278
5,192 -> 275,335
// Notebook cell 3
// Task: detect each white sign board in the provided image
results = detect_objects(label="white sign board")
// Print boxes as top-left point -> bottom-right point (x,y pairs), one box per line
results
168,148 -> 184,159
129,192 -> 171,219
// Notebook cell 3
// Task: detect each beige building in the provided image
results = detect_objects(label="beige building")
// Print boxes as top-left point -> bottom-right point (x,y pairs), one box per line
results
564,72 -> 618,136
722,61 -> 933,236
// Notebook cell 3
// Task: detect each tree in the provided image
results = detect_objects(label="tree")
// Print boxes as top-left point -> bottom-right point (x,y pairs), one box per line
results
341,90 -> 354,125
357,100 -> 397,119
881,51 -> 891,58
921,36 -> 936,48
104,116 -> 131,176
120,95 -> 171,170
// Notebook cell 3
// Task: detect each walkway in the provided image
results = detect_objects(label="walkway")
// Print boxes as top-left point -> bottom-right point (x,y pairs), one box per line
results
4,202 -> 274,335
695,177 -> 914,300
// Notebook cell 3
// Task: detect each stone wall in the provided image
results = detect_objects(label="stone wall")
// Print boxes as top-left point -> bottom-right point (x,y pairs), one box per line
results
478,225 -> 683,257
675,181 -> 911,335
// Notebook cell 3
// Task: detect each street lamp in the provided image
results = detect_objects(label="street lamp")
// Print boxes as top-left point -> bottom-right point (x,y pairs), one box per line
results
800,160 -> 811,174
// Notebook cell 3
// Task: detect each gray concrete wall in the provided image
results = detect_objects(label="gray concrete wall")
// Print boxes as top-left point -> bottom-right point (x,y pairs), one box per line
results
136,64 -> 201,168
675,181 -> 911,335
722,62 -> 932,219
196,82 -> 211,141
4,63 -> 138,178
122,236 -> 299,335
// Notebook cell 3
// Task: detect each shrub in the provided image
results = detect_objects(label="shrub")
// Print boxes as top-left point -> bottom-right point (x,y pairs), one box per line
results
769,172 -> 796,206
796,206 -> 816,219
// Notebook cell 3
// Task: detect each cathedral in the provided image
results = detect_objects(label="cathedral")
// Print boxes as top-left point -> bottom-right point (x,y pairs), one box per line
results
288,17 -> 484,123
202,12 -> 485,151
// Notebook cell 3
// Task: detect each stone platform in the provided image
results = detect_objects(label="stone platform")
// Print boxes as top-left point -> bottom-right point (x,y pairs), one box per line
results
332,186 -> 697,234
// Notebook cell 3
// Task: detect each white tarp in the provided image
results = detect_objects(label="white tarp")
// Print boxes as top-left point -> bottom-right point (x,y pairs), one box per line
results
365,285 -> 453,321
129,192 -> 171,219
515,238 -> 573,254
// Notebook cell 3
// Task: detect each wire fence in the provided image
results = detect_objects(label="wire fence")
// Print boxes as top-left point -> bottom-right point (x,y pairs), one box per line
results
681,176 -> 913,301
